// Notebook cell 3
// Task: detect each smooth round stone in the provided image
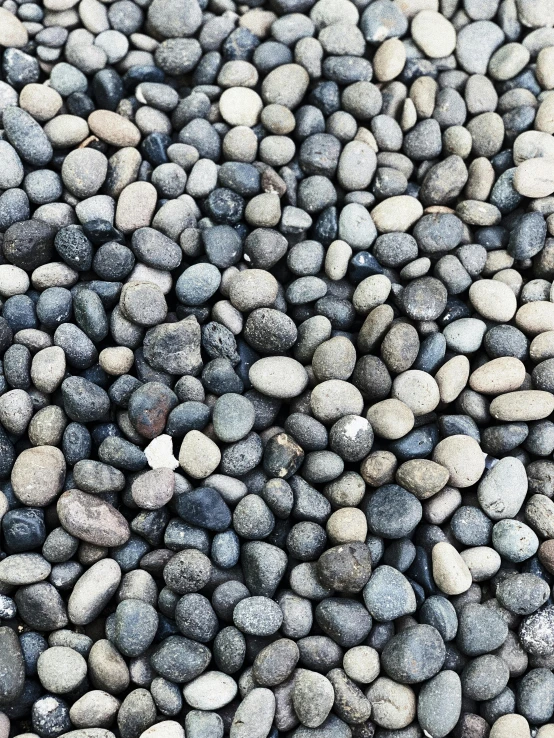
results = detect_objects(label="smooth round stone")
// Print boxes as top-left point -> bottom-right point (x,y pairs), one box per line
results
293,671 -> 334,728
37,646 -> 87,694
417,670 -> 462,738
514,157 -> 554,198
261,64 -> 310,108
11,446 -> 66,506
140,723 -> 185,738
342,645 -> 380,684
179,431 -> 221,479
0,7 -> 28,48
411,10 -> 456,57
68,559 -> 121,625
395,459 -> 449,499
230,688 -> 275,738
57,489 -> 130,547
469,280 -> 517,322
0,553 -> 51,586
492,520 -> 539,563
478,457 -> 527,521
62,148 -> 108,198
490,391 -> 554,421
311,380 -> 364,424
469,357 -> 525,395
432,542 -> 473,595
131,468 -> 175,509
371,196 -> 423,233
381,625 -> 445,684
366,399 -> 414,440
213,394 -> 256,442
249,357 -> 308,399
363,565 -> 416,621
432,435 -> 485,488
0,264 -> 30,298
366,677 -> 416,730
88,110 -> 141,147
183,671 -> 238,710
517,302 -> 554,335
490,715 -> 530,738
219,88 -> 263,127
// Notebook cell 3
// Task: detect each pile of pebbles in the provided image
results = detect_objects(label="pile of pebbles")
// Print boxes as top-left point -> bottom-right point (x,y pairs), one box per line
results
5,0 -> 554,737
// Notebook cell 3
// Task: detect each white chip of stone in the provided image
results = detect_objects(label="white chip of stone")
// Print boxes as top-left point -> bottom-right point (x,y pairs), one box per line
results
144,434 -> 179,471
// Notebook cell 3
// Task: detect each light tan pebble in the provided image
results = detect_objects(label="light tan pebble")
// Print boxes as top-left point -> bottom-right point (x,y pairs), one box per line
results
490,713 -> 530,738
396,459 -> 449,500
218,61 -> 258,89
536,725 -> 554,738
310,0 -> 359,28
325,240 -> 352,281
492,268 -> 523,296
249,357 -> 308,399
443,126 -> 472,158
261,64 -> 310,109
343,645 -> 380,684
469,279 -> 517,321
401,98 -> 417,132
239,9 -> 277,37
537,46 -> 554,89
392,370 -> 440,416
435,355 -> 469,404
513,130 -> 554,164
229,269 -> 279,311
326,508 -> 367,544
530,331 -> 554,361
469,357 -> 526,394
410,75 -> 437,118
411,10 -> 456,57
31,346 -> 66,394
432,434 -> 485,488
128,264 -> 172,294
11,446 -> 66,506
465,157 -> 495,201
371,196 -> 423,232
19,84 -> 63,121
360,450 -> 397,488
366,678 -> 416,730
460,546 -> 501,582
455,200 -> 501,226
310,379 -> 364,424
260,104 -> 296,135
140,721 -> 185,738
488,42 -> 530,81
0,7 -> 28,47
514,157 -> 554,197
244,192 -> 281,227
99,347 -> 134,376
0,265 -> 29,297
0,712 -> 8,738
535,93 -> 554,134
373,38 -> 406,82
115,182 -> 157,233
478,456 -> 528,521
424,486 -> 462,525
490,390 -> 554,421
179,430 -> 221,479
144,434 -> 179,471
483,249 -> 514,276
431,541 -> 473,595
516,301 -> 554,334
366,399 -> 414,440
353,275 -> 391,314
219,87 -> 263,127
43,115 -> 90,147
88,110 -> 141,147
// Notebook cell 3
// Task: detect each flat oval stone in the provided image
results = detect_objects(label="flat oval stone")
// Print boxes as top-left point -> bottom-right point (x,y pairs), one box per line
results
478,457 -> 528,521
432,541 -> 472,595
490,390 -> 554,421
0,553 -> 51,586
183,671 -> 238,710
0,626 -> 25,705
469,357 -> 526,395
68,559 -> 122,625
57,489 -> 131,547
249,357 -> 309,398
381,624 -> 446,684
417,670 -> 462,738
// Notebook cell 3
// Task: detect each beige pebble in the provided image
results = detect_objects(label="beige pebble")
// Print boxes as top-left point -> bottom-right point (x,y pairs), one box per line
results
513,130 -> 554,165
326,508 -> 367,544
490,390 -> 554,421
469,357 -> 526,394
492,267 -> 523,296
19,83 -> 63,122
360,450 -> 397,487
353,275 -> 391,314
396,459 -> 449,500
469,279 -> 517,322
325,240 -> 352,281
43,115 -> 90,148
490,713 -> 530,738
432,434 -> 485,488
219,87 -> 263,127
0,7 -> 28,47
536,725 -> 554,738
411,10 -> 456,58
371,196 -> 423,233
366,677 -> 415,730
88,110 -> 141,147
392,370 -> 440,416
343,645 -> 380,684
179,430 -> 221,479
424,486 -> 462,525
530,330 -> 554,361
366,398 -> 414,441
115,181 -> 157,233
535,92 -> 554,134
435,355 -> 469,403
514,157 -> 554,198
516,300 -> 554,334
99,347 -> 134,376
460,546 -> 501,582
373,38 -> 406,82
431,541 -> 473,595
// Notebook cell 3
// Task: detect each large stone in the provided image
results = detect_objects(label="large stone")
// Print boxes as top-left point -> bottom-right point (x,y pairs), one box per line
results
143,316 -> 202,376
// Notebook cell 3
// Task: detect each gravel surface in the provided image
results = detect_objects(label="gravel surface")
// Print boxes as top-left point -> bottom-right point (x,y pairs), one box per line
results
0,1 -> 554,738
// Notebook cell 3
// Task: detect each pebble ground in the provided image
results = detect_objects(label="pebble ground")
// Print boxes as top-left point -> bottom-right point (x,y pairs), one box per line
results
1,1 -> 554,738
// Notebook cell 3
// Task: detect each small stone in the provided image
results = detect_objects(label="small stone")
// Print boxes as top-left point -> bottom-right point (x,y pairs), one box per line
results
432,541 -> 473,595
